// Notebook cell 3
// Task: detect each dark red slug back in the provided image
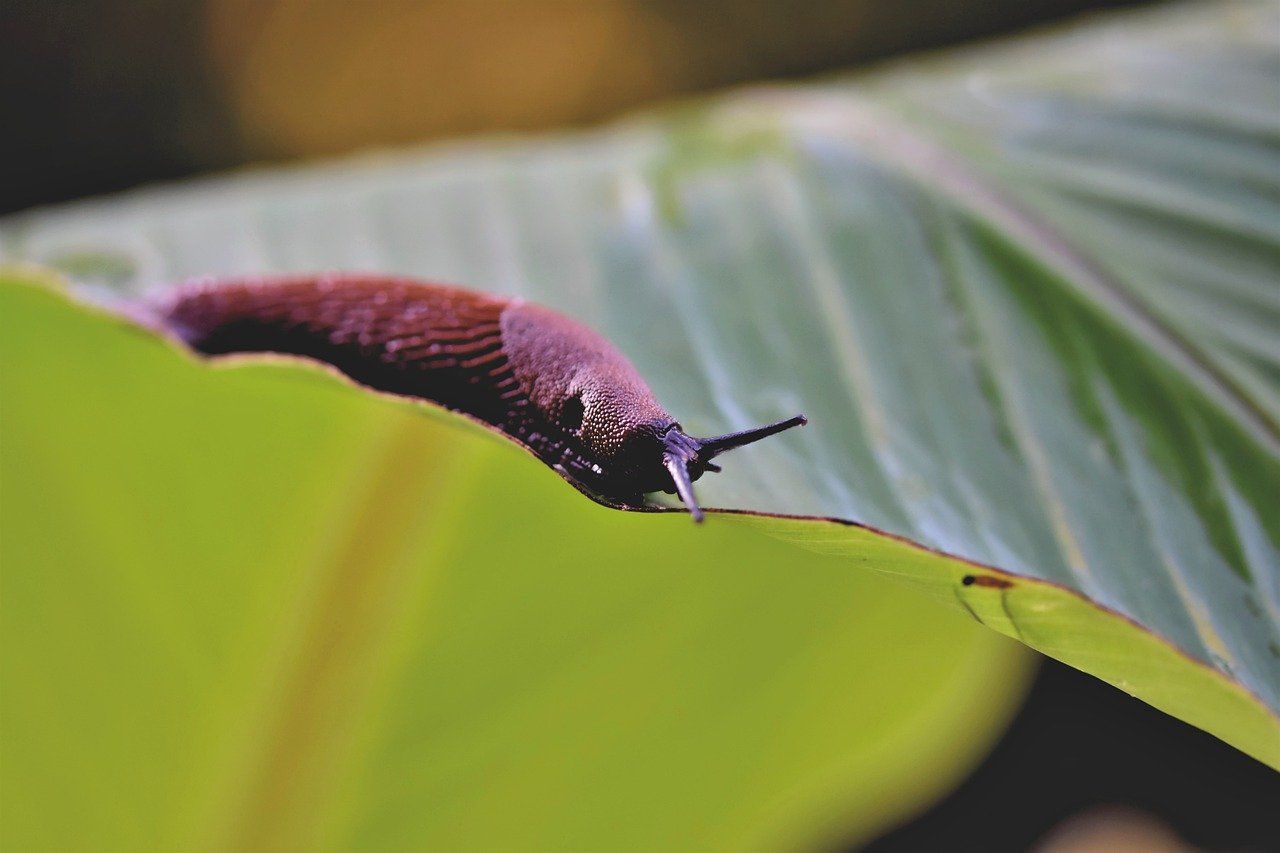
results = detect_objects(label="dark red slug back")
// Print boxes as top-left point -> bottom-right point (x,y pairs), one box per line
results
156,274 -> 805,520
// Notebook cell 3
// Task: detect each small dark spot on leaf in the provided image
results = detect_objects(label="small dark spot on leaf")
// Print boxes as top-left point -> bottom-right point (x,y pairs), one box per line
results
962,574 -> 1013,589
1269,642 -> 1280,659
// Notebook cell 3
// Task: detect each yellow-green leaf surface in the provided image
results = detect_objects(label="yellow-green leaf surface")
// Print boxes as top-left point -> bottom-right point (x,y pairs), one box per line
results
3,0 -> 1277,789
1,278 -> 1029,850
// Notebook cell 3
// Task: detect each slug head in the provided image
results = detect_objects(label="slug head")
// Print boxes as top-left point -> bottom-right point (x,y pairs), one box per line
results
500,301 -> 806,520
550,363 -> 806,522
655,414 -> 808,522
567,387 -> 806,522
591,409 -> 807,521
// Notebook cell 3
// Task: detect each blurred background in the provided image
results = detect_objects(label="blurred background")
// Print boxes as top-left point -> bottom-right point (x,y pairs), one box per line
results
0,0 -> 1153,215
3,2 -> 1278,850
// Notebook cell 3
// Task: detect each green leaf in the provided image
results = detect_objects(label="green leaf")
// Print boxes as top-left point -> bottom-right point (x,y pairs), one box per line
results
3,0 -> 1277,775
1,277 -> 1029,849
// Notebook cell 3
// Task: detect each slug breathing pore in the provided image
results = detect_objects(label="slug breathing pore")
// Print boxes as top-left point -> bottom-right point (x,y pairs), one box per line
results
154,274 -> 807,522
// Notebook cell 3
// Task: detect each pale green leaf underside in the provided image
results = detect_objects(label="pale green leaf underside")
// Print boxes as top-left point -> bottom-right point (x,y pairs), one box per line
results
3,1 -> 1277,763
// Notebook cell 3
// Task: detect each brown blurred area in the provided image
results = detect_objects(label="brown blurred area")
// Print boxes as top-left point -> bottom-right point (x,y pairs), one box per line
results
1034,807 -> 1191,853
2,0 -> 1142,214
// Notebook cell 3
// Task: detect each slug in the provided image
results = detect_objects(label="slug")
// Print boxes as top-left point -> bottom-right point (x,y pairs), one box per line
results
154,274 -> 806,521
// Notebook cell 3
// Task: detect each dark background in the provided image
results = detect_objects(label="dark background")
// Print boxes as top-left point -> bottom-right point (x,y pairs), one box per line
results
4,0 -> 1145,215
871,659 -> 1280,852
4,2 -> 1277,849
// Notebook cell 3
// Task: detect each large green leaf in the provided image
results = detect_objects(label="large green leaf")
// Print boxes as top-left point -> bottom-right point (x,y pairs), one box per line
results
3,0 -> 1276,770
1,277 -> 1029,849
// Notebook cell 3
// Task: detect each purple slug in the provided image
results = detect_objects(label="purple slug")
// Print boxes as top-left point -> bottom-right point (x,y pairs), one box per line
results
156,274 -> 806,521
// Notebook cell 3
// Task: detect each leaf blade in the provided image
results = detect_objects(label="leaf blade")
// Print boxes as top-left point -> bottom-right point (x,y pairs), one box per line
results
4,0 -> 1277,764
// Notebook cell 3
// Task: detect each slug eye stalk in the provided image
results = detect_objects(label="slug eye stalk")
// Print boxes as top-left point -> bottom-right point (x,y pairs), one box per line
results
699,414 -> 809,458
662,414 -> 807,522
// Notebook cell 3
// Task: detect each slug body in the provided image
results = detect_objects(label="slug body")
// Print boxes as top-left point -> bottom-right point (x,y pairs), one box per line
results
157,274 -> 805,520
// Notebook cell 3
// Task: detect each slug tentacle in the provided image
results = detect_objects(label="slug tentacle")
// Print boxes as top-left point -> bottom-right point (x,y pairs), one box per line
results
663,457 -> 704,524
655,416 -> 807,523
697,415 -> 809,457
153,274 -> 805,520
